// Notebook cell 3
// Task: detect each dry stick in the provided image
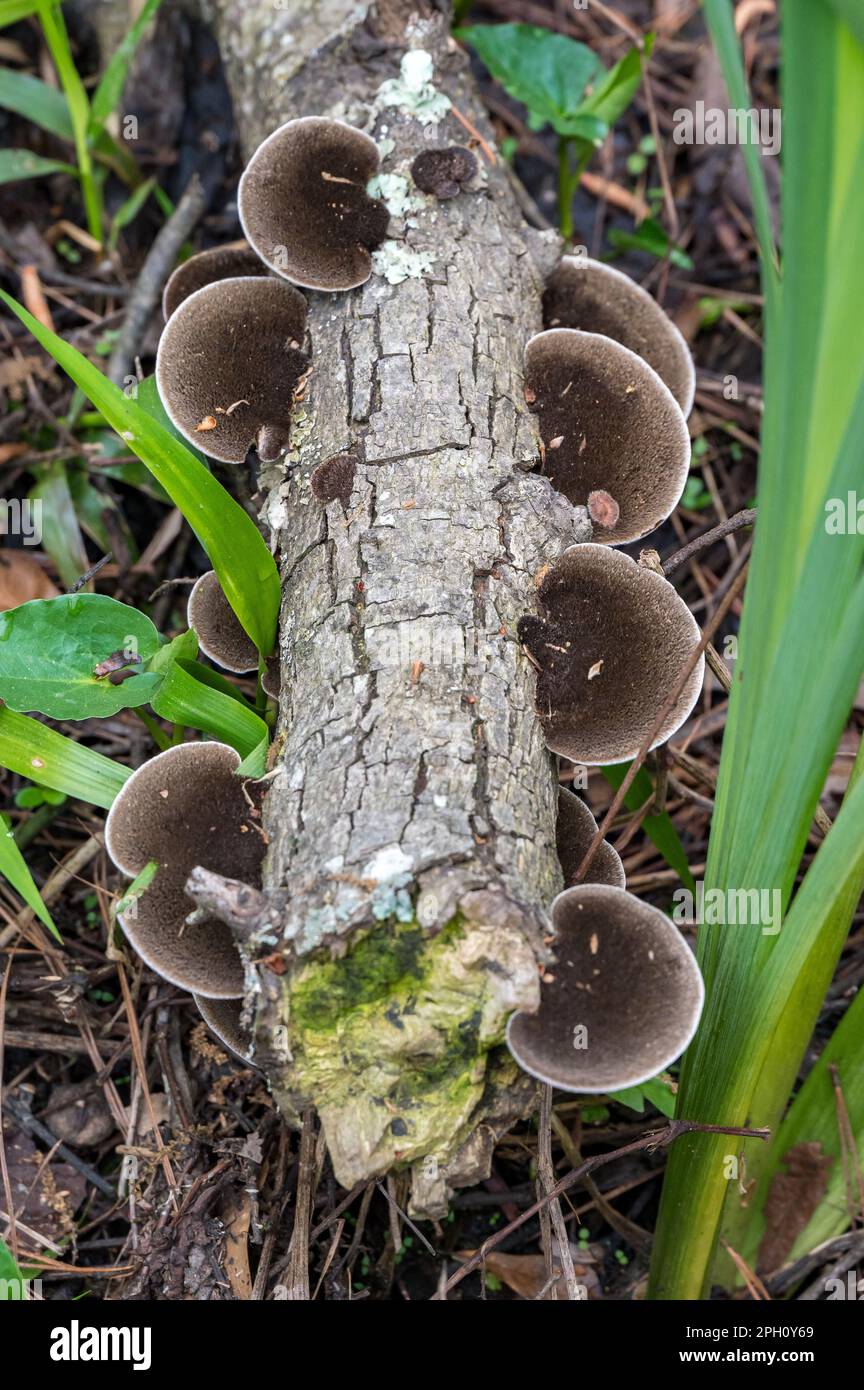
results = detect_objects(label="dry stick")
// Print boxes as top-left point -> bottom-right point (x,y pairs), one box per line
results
116,963 -> 179,1207
0,832 -> 104,948
285,1108 -> 317,1300
432,1118 -> 769,1298
2,1094 -> 115,1199
573,564 -> 749,884
662,508 -> 758,577
538,1086 -> 582,1299
106,175 -> 206,387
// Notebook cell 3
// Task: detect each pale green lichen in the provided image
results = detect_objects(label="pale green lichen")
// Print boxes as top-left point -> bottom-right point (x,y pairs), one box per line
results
366,172 -> 425,219
274,910 -> 538,1188
375,50 -> 451,126
371,241 -> 435,284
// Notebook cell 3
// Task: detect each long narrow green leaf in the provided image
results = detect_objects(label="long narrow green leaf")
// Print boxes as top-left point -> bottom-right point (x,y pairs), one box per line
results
37,0 -> 102,241
0,707 -> 130,808
0,68 -> 73,139
89,0 -> 164,129
0,290 -> 281,657
151,661 -> 268,775
0,812 -> 60,938
0,149 -> 76,183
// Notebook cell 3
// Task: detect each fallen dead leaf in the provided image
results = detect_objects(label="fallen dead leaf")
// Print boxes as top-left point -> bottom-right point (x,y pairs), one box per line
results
0,443 -> 29,465
456,1248 -> 600,1300
20,264 -> 55,332
0,550 -> 59,609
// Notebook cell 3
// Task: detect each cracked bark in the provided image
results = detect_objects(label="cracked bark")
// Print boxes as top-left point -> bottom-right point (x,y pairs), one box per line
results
200,0 -> 593,1212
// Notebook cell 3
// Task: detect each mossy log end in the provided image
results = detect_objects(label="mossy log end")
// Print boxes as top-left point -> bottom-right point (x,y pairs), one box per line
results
200,0 -> 594,1213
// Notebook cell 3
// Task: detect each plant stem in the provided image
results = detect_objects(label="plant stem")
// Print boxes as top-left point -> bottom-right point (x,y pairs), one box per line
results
557,137 -> 593,245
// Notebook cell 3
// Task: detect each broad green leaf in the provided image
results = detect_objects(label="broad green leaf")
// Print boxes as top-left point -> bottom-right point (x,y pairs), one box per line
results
0,707 -> 130,807
0,68 -> 73,139
457,23 -> 605,137
89,0 -> 164,129
602,763 -> 696,893
0,594 -> 162,718
0,811 -> 60,938
607,217 -> 694,270
0,291 -> 281,657
151,660 -> 268,774
826,0 -> 864,47
0,148 -> 76,183
576,37 -> 652,131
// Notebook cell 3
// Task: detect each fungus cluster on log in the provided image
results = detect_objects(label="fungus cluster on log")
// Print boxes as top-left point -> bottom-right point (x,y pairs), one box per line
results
126,99 -> 706,1157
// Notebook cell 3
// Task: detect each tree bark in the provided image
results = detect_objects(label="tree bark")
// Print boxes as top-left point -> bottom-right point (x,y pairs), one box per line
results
199,0 -> 593,1214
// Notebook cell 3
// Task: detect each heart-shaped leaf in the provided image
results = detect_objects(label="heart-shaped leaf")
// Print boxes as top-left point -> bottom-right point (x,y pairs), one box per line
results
0,593 -> 162,718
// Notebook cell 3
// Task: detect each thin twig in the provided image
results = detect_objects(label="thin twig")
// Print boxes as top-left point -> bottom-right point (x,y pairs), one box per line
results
663,509 -> 758,576
432,1117 -> 770,1297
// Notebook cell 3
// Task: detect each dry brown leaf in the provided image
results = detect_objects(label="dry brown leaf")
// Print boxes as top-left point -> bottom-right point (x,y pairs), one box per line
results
0,550 -> 59,609
0,443 -> 29,465
758,1141 -> 833,1273
0,354 -> 54,392
456,1248 -> 600,1300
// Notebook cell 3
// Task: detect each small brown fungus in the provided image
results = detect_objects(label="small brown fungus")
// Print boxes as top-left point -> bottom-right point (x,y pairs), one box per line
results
506,884 -> 704,1092
187,570 -> 259,674
162,241 -> 268,321
587,489 -> 620,530
410,145 -> 478,199
309,453 -> 357,508
238,117 -> 389,291
155,276 -> 308,464
524,329 -> 691,545
517,544 -> 704,765
543,256 -> 696,416
105,742 -> 266,998
556,787 -> 625,891
194,995 -> 255,1063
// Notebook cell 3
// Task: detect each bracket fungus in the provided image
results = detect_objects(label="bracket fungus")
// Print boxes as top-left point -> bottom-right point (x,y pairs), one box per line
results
155,276 -> 308,464
238,117 -> 390,291
506,884 -> 705,1092
518,544 -> 704,766
194,995 -> 254,1063
410,145 -> 478,199
524,328 -> 691,545
557,786 -> 625,889
105,742 -> 265,998
188,570 -> 259,675
162,241 -> 268,321
543,256 -> 696,416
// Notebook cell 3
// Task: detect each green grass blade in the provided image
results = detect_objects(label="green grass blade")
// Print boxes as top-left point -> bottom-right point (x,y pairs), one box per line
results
0,707 -> 130,808
0,290 -> 281,657
37,1 -> 102,241
0,812 -> 60,939
151,660 -> 268,774
0,67 -> 73,138
89,0 -> 164,129
601,763 -> 695,893
0,149 -> 76,183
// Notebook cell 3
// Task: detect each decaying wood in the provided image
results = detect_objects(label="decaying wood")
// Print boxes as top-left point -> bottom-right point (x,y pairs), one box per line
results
199,0 -> 594,1212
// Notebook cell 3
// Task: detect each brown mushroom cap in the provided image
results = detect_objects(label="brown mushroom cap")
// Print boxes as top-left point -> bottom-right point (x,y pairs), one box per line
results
557,787 -> 625,889
543,257 -> 696,416
309,453 -> 356,508
410,145 -> 478,199
524,328 -> 691,545
194,995 -> 254,1063
187,570 -> 259,674
238,117 -> 389,292
506,884 -> 704,1092
105,742 -> 265,998
155,276 -> 308,464
162,241 -> 268,321
518,544 -> 704,766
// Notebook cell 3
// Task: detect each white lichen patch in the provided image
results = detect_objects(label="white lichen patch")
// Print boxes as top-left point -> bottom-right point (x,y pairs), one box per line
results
375,50 -> 451,126
367,172 -> 424,219
371,240 -> 435,284
362,844 -> 414,882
